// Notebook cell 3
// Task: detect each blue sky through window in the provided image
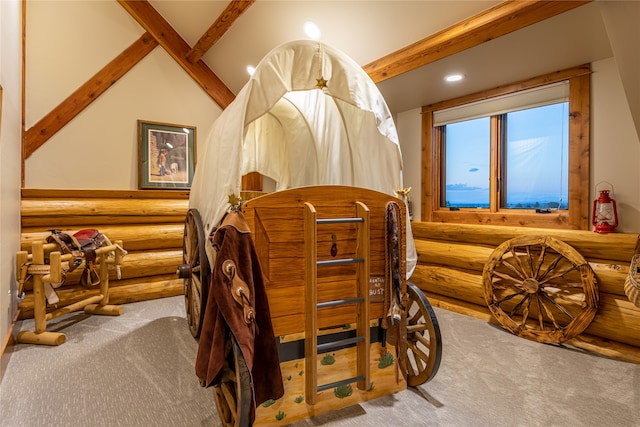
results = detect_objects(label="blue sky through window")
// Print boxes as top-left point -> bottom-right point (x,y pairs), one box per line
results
444,102 -> 569,209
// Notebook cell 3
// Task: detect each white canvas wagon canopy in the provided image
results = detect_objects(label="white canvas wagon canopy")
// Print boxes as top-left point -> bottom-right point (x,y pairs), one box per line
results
189,40 -> 416,276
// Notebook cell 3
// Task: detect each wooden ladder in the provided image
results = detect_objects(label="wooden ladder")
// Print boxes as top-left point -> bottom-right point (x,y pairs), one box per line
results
303,201 -> 371,405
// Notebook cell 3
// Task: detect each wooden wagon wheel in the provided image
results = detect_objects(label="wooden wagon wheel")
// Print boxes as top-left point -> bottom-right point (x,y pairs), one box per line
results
177,209 -> 210,338
405,282 -> 442,386
213,336 -> 252,427
482,235 -> 599,344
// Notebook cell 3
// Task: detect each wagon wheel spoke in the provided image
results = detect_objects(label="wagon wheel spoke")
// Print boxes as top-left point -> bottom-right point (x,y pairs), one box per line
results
407,323 -> 428,334
538,264 -> 578,286
510,246 -> 530,278
483,235 -> 598,344
509,293 -> 531,318
494,289 -> 526,305
538,253 -> 565,281
404,282 -> 442,387
405,343 -> 427,381
519,296 -> 532,328
533,244 -> 547,278
525,246 -> 535,277
407,341 -> 429,369
501,256 -> 528,280
537,294 -> 564,330
540,292 -> 575,321
491,270 -> 524,286
536,298 -> 545,329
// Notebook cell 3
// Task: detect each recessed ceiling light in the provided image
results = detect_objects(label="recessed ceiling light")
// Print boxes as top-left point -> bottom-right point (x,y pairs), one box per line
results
445,74 -> 464,82
304,21 -> 321,40
246,65 -> 256,76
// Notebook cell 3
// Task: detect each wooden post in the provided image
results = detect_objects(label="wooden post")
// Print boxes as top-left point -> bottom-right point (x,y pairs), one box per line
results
84,241 -> 125,316
32,241 -> 46,334
17,241 -> 66,346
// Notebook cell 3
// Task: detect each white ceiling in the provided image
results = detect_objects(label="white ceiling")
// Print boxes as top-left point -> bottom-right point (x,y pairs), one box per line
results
149,1 -> 614,115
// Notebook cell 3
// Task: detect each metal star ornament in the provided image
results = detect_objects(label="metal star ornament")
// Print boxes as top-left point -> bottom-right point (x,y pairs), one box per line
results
228,193 -> 242,209
315,76 -> 328,89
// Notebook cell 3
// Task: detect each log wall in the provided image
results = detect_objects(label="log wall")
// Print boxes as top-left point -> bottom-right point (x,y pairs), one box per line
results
19,189 -> 189,319
18,191 -> 640,362
410,222 -> 640,363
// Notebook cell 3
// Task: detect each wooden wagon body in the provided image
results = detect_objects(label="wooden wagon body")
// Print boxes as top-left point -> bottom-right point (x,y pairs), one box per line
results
241,185 -> 410,424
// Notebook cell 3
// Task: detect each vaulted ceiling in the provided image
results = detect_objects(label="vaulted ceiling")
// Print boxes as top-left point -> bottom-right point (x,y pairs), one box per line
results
132,0 -> 609,114
127,0 -> 640,139
24,0 -> 640,159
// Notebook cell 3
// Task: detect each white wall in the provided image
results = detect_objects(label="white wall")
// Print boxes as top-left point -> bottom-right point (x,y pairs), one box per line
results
591,57 -> 640,233
397,108 -> 423,221
397,57 -> 640,233
24,1 -> 223,189
1,0 -> 23,348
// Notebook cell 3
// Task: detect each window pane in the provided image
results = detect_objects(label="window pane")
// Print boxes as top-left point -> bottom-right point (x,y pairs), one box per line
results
443,117 -> 490,208
504,103 -> 569,210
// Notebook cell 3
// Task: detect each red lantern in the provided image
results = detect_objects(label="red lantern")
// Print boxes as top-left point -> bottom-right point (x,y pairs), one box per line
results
592,186 -> 618,233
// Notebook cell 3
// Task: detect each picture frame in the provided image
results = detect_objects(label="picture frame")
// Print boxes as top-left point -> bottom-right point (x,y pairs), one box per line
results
138,120 -> 196,190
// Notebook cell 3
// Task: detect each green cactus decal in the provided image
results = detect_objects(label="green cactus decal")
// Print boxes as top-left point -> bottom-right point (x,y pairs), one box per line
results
320,353 -> 336,365
262,399 -> 276,407
294,396 -> 303,404
275,411 -> 286,421
334,384 -> 353,398
367,382 -> 375,392
378,352 -> 394,369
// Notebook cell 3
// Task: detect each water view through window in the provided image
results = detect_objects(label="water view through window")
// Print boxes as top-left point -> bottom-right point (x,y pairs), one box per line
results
443,102 -> 569,210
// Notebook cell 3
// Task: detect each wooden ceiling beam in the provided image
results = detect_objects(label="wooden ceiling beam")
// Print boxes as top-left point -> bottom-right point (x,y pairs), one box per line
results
118,0 -> 235,109
186,0 -> 255,64
363,0 -> 591,83
24,33 -> 158,159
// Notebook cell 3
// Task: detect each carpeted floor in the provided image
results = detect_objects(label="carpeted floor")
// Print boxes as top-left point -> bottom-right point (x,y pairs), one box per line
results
1,296 -> 638,427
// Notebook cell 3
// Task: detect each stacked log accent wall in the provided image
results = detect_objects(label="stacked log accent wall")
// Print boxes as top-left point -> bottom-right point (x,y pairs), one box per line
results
19,189 -> 189,319
18,191 -> 640,362
410,222 -> 640,363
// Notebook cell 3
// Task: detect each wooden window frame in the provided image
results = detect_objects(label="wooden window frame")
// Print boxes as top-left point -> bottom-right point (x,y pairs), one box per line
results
421,64 -> 590,230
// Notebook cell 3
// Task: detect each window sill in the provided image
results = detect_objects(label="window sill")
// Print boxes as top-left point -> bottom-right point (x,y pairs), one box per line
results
428,209 -> 580,230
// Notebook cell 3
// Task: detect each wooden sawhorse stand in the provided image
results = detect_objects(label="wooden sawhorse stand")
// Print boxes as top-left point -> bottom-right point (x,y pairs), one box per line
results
15,239 -> 126,346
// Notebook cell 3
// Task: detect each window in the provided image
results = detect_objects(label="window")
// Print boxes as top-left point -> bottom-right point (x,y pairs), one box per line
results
422,65 -> 590,229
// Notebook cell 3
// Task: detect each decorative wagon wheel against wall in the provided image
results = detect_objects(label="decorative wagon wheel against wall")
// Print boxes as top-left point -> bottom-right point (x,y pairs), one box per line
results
405,282 -> 442,386
482,235 -> 599,344
177,209 -> 210,338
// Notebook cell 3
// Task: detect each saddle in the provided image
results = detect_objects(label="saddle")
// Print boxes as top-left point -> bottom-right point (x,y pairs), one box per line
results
46,228 -> 108,289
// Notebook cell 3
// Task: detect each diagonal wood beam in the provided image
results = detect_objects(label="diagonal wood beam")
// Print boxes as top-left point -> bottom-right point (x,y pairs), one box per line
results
186,0 -> 255,64
118,0 -> 235,109
363,0 -> 591,83
24,33 -> 158,159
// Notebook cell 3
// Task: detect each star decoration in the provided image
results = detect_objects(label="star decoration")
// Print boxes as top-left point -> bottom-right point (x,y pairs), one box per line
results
315,77 -> 328,89
228,193 -> 242,208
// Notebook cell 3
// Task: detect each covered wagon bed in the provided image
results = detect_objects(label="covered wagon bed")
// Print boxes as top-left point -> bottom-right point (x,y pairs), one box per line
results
178,40 -> 440,426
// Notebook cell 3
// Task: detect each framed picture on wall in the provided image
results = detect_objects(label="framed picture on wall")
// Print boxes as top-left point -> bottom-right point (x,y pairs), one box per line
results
138,120 -> 196,190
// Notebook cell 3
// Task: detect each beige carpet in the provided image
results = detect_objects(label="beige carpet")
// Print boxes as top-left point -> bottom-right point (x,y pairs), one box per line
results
1,296 -> 638,426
